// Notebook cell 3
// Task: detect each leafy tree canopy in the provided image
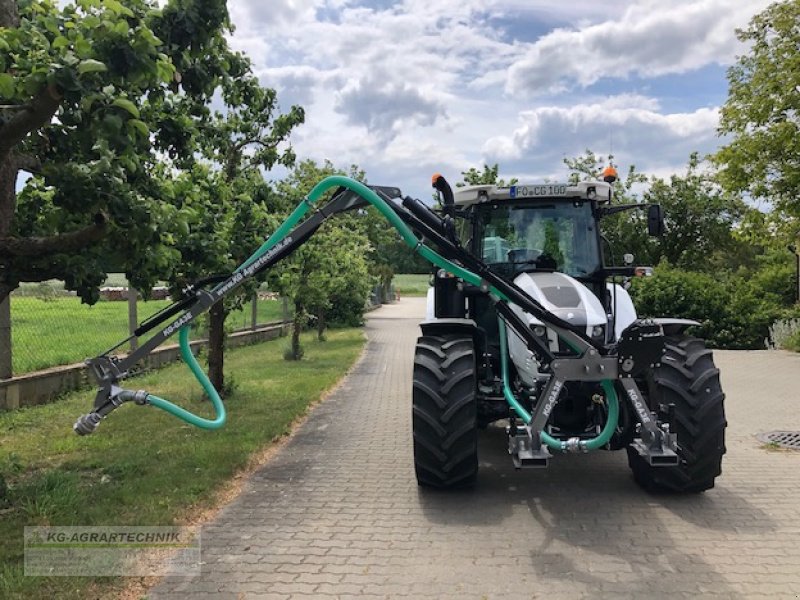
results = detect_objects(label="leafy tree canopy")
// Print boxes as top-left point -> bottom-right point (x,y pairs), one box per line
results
458,163 -> 518,188
0,0 -> 302,306
716,0 -> 800,217
564,151 -> 747,271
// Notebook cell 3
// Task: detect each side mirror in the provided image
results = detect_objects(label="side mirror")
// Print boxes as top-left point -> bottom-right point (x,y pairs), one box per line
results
647,204 -> 664,237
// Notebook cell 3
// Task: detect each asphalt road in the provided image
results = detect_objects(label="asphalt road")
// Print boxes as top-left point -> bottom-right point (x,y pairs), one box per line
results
152,297 -> 800,599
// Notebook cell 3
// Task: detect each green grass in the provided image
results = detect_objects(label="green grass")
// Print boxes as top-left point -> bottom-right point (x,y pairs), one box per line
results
10,296 -> 287,374
0,328 -> 365,599
393,273 -> 431,297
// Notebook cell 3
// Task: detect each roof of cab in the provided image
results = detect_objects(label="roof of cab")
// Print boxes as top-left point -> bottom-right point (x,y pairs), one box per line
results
452,181 -> 613,207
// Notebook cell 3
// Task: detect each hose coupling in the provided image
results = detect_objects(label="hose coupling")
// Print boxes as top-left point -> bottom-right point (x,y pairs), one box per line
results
564,437 -> 588,453
118,389 -> 150,405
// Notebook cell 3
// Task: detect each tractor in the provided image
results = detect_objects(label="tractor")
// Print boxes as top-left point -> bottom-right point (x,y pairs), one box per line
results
412,172 -> 726,492
74,171 -> 726,494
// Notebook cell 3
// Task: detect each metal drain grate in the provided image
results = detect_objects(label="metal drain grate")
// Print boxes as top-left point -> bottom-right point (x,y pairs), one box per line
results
757,431 -> 800,450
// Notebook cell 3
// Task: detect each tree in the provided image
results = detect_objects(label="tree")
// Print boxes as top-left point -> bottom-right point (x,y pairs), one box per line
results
0,0 -> 302,386
458,163 -> 518,187
0,0 -> 229,380
716,0 -> 800,217
643,153 -> 746,270
272,160 -> 372,359
563,151 -> 745,272
176,65 -> 303,392
160,166 -> 281,393
563,151 -> 654,266
0,0 -> 233,304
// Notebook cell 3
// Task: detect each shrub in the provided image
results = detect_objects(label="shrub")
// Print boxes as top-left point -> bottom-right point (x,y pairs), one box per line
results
629,264 -> 799,349
785,332 -> 800,352
767,318 -> 800,350
326,287 -> 369,328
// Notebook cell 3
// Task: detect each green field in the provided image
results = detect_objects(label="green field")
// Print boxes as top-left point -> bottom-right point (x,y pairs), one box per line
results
393,273 -> 431,297
0,328 -> 365,599
10,296 -> 287,375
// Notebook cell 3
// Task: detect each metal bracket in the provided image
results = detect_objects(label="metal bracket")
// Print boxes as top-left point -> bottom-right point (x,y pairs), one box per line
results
551,348 -> 619,381
619,378 -> 679,466
507,425 -> 551,468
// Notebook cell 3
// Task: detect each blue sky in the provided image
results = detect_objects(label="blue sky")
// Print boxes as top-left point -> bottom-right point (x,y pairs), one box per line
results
224,0 -> 770,201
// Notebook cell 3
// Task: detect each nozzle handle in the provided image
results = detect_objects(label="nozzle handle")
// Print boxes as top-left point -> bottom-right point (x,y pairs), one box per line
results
73,389 -> 148,435
74,412 -> 103,436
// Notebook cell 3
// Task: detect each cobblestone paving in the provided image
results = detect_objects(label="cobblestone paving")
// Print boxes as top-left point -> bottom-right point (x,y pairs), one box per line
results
152,297 -> 800,599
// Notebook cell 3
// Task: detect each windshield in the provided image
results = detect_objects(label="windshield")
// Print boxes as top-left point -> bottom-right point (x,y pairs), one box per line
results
476,201 -> 601,277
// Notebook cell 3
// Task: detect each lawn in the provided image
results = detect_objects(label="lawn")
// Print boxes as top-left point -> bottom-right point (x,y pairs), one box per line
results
393,273 -> 431,297
10,296 -> 287,375
0,328 -> 365,599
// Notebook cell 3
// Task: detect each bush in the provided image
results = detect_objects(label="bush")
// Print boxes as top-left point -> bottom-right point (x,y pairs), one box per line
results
785,332 -> 800,352
630,264 -> 800,349
767,318 -> 800,350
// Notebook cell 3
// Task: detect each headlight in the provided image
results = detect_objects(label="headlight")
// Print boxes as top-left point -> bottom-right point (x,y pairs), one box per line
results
591,325 -> 605,339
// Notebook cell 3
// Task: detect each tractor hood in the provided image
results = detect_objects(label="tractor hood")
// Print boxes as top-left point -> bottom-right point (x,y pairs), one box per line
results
507,272 -> 607,386
511,272 -> 606,331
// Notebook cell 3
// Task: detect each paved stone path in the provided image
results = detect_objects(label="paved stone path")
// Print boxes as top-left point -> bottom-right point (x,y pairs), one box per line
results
152,297 -> 800,599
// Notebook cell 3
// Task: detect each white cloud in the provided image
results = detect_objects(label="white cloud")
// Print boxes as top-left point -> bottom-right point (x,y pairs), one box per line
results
224,0 -> 767,199
482,95 -> 721,182
506,0 -> 771,94
334,77 -> 447,139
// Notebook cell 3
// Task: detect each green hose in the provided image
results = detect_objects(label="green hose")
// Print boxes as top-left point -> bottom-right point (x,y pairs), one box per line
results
156,174 -> 611,436
145,326 -> 226,429
497,317 -> 619,452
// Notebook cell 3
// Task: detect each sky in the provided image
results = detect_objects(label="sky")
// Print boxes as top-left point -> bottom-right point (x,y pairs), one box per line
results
225,0 -> 771,201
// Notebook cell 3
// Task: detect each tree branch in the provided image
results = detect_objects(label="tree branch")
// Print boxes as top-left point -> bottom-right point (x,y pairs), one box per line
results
234,137 -> 268,152
0,213 -> 108,258
13,153 -> 42,175
5,263 -> 72,284
0,84 -> 62,159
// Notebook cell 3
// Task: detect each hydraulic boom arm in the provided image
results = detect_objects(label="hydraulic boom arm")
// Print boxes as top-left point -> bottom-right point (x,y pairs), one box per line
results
76,176 -> 677,463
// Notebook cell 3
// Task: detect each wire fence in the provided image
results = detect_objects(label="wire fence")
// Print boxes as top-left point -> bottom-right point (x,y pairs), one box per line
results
8,281 -> 289,376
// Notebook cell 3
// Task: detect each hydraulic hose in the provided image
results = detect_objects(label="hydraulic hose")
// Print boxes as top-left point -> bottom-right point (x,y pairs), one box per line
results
146,175 -> 604,434
145,326 -> 226,429
497,317 -> 619,452
164,175 -> 485,428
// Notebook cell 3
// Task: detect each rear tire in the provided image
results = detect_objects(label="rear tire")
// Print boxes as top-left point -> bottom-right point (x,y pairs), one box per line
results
627,335 -> 727,493
412,335 -> 478,489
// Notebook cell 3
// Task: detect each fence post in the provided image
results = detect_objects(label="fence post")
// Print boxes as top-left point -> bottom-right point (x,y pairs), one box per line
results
282,296 -> 289,336
128,287 -> 138,352
251,292 -> 258,331
0,295 -> 11,379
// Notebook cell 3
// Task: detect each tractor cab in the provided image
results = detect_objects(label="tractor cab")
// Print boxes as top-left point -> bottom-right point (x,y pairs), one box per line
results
452,182 -> 613,281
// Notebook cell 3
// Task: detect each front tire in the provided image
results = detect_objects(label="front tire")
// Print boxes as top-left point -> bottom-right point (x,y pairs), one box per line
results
627,335 -> 727,493
412,335 -> 478,489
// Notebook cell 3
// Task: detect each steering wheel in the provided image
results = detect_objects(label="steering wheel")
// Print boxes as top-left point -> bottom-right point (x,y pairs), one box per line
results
507,248 -> 557,271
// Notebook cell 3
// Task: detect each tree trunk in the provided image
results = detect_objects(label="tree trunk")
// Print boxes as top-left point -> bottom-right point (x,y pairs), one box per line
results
0,152 -> 17,377
208,301 -> 225,395
290,299 -> 303,360
0,0 -> 19,29
317,307 -> 326,341
383,274 -> 393,302
0,152 -> 15,234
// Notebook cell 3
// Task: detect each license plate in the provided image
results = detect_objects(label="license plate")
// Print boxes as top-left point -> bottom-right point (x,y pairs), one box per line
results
510,184 -> 568,198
